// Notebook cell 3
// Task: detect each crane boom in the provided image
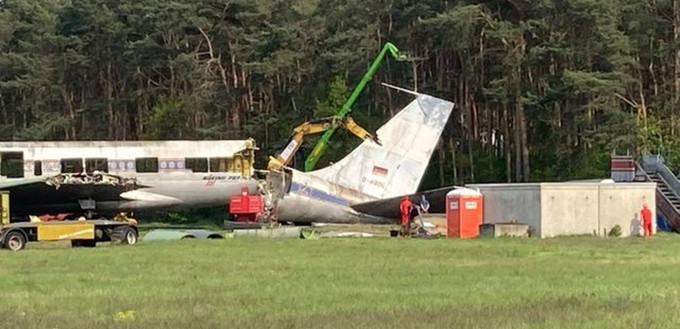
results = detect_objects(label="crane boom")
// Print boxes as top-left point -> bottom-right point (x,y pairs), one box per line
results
303,42 -> 408,172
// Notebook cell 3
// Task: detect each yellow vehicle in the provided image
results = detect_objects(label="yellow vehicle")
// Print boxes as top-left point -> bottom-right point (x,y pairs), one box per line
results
0,192 -> 139,251
267,115 -> 381,171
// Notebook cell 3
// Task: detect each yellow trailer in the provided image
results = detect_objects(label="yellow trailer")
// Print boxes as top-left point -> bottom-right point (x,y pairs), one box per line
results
0,192 -> 139,251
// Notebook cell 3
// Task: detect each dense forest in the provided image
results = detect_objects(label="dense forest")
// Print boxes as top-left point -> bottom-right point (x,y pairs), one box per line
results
1,0 -> 680,188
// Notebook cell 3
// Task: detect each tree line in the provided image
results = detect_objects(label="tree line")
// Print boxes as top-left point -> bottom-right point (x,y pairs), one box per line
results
1,0 -> 679,188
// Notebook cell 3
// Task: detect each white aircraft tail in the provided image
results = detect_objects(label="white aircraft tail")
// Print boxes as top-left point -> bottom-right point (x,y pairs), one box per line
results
311,88 -> 455,201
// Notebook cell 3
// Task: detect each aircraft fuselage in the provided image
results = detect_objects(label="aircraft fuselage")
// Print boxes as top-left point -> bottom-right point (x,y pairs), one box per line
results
0,140 -> 259,217
8,173 -> 259,216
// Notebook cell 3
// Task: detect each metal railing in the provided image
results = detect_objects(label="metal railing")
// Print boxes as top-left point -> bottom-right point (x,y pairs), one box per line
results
635,162 -> 680,232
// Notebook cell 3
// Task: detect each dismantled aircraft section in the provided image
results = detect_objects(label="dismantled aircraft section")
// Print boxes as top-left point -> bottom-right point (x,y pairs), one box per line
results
45,172 -> 140,189
0,139 -> 260,219
259,86 -> 456,225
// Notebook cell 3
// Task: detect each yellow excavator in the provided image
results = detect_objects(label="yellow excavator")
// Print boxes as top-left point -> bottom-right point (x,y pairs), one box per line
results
267,115 -> 381,171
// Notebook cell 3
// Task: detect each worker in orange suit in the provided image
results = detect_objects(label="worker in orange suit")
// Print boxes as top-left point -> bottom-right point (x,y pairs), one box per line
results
399,196 -> 413,236
640,203 -> 653,237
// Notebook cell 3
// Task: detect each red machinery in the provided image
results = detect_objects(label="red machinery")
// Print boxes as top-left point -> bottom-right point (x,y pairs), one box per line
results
228,186 -> 263,222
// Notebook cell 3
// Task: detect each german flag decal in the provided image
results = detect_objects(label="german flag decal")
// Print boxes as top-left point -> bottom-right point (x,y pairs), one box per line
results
372,166 -> 388,176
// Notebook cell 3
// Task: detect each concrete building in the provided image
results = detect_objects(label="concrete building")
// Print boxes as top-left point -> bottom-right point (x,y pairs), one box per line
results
466,181 -> 656,238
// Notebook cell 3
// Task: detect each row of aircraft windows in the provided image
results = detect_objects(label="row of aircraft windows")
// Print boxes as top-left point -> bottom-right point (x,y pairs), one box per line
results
0,156 -> 244,178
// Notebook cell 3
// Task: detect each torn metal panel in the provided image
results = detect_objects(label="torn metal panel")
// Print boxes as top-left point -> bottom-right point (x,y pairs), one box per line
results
45,172 -> 142,190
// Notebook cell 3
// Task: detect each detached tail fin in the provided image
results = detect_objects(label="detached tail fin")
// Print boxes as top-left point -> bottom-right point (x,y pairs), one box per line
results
311,88 -> 455,200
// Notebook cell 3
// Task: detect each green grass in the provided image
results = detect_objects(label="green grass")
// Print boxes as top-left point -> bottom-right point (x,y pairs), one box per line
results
1,233 -> 679,328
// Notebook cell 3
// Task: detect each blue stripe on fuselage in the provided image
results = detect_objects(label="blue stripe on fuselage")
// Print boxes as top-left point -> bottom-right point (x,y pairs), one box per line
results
290,181 -> 350,206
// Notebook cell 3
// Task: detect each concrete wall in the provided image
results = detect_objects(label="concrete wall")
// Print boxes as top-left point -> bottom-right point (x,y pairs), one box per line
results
597,183 -> 656,237
479,223 -> 530,238
540,184 -> 599,238
465,184 -> 541,236
467,182 -> 656,238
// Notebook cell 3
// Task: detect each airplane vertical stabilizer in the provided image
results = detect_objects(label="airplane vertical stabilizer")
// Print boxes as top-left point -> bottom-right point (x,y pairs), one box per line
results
309,90 -> 455,201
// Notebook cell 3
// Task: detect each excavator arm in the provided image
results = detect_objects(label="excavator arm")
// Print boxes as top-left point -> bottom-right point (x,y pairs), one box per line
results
268,121 -> 331,171
267,116 -> 380,171
341,116 -> 381,145
304,42 -> 412,172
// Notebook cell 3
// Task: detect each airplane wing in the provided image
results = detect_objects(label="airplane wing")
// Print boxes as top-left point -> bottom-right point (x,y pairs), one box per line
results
349,186 -> 460,218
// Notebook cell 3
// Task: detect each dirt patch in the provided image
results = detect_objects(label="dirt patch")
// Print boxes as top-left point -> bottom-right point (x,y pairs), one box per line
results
310,215 -> 448,237
311,223 -> 395,236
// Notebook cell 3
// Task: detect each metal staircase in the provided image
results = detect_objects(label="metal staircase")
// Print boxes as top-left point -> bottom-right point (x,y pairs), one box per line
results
649,174 -> 680,210
637,155 -> 680,232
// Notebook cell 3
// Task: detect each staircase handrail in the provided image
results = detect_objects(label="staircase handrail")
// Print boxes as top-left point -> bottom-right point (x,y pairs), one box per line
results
636,162 -> 680,232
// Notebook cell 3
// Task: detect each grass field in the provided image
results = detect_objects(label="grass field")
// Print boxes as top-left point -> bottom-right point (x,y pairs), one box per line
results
1,233 -> 679,329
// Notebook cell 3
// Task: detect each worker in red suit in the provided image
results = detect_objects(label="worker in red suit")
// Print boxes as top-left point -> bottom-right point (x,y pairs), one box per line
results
400,196 -> 413,236
640,203 -> 653,237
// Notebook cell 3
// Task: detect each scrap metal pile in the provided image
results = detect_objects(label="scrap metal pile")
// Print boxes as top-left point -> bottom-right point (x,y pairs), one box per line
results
45,171 -> 139,190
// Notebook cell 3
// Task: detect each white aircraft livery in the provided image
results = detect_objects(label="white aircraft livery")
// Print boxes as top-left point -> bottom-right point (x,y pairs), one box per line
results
0,139 -> 259,218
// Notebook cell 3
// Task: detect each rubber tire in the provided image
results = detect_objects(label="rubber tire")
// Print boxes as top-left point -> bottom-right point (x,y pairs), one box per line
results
3,231 -> 26,251
111,226 -> 138,245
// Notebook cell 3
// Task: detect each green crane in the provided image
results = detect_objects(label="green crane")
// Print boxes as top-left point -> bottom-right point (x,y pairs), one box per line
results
303,42 -> 410,172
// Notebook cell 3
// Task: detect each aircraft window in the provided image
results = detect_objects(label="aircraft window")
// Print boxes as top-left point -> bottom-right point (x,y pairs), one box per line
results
209,158 -> 230,172
60,158 -> 83,173
85,158 -> 108,173
0,152 -> 24,178
34,160 -> 42,176
185,157 -> 208,173
135,157 -> 158,173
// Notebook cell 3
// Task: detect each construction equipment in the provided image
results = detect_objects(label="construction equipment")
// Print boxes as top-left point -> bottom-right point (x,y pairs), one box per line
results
303,42 -> 415,172
267,116 -> 381,171
0,191 -> 139,251
228,185 -> 264,222
268,42 -> 417,172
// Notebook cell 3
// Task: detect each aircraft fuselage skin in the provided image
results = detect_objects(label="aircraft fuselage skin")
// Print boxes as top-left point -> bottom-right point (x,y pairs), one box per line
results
275,192 -> 394,224
8,173 -> 258,216
265,168 -> 396,225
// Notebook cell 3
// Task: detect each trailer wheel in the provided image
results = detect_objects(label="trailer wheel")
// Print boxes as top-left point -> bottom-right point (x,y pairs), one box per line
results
4,231 -> 26,251
111,226 -> 138,245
